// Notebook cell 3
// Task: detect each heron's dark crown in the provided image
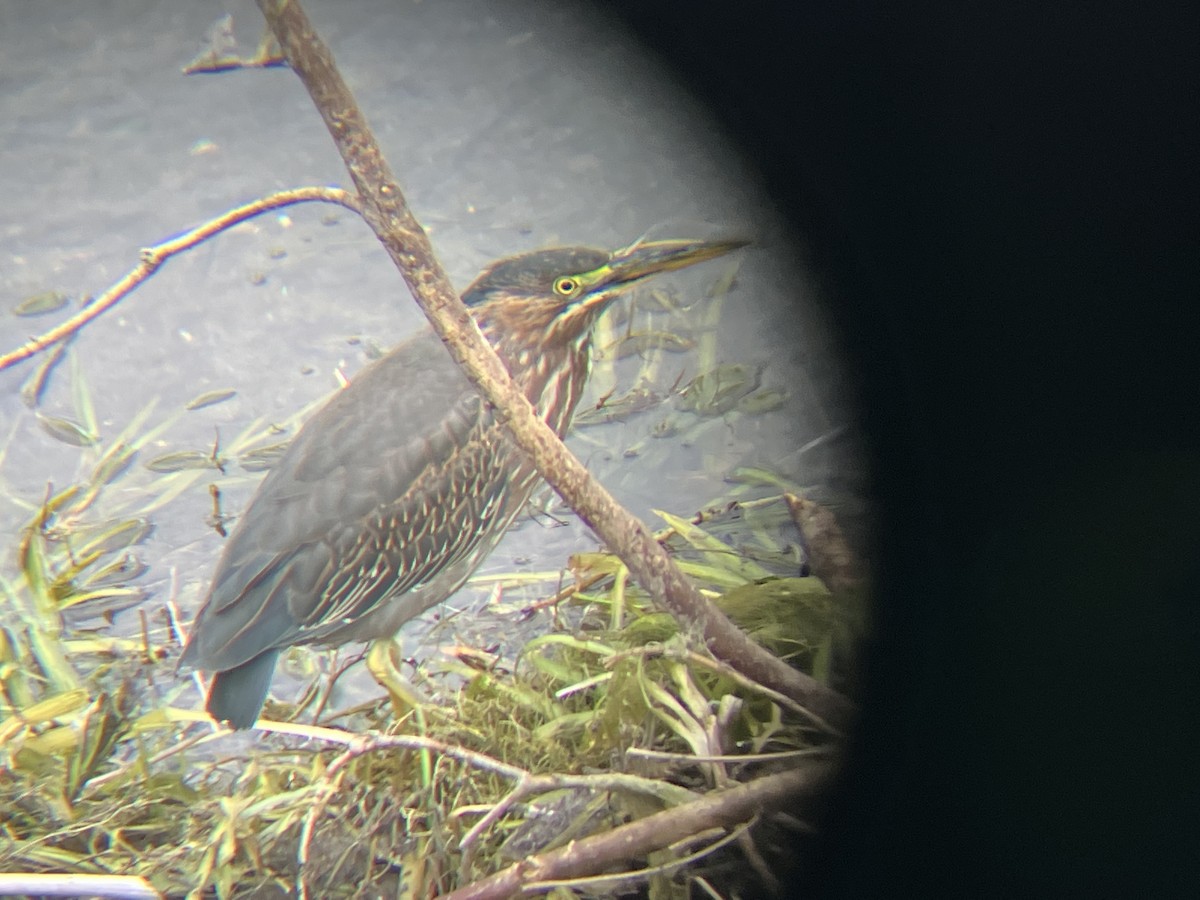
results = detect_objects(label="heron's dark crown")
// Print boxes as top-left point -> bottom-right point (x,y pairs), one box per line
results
462,247 -> 609,307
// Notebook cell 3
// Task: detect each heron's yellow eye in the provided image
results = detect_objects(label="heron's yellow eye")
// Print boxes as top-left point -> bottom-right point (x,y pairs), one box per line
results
554,276 -> 578,296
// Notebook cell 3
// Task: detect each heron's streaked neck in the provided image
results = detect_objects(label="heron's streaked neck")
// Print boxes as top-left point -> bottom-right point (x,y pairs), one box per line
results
471,301 -> 601,434
471,297 -> 603,362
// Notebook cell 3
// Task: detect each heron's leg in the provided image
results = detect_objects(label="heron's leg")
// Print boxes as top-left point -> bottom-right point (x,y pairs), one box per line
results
366,639 -> 426,715
366,639 -> 434,784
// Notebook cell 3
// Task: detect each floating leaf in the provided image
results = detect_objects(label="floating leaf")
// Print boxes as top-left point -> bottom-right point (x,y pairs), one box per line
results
71,518 -> 153,558
655,508 -> 774,584
144,449 -> 221,472
186,388 -> 238,411
19,337 -> 73,409
676,363 -> 762,416
239,440 -> 291,472
60,587 -> 148,624
13,290 -> 69,317
672,557 -> 763,590
80,552 -> 148,589
36,413 -> 98,447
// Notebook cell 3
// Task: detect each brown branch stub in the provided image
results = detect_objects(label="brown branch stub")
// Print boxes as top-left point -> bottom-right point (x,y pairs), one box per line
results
785,491 -> 865,598
255,0 -> 854,729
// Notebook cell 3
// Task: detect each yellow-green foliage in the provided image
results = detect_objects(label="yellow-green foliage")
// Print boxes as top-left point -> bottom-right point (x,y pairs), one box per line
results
1,345 -> 859,897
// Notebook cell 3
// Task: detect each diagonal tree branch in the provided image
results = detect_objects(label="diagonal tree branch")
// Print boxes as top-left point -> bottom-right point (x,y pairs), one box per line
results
255,0 -> 854,729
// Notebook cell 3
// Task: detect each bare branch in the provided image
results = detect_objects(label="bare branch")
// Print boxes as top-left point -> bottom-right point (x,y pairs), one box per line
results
255,0 -> 854,731
0,187 -> 360,373
441,761 -> 835,900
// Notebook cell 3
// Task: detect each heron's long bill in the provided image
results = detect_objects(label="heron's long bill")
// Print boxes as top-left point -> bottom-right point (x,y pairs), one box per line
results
574,237 -> 750,311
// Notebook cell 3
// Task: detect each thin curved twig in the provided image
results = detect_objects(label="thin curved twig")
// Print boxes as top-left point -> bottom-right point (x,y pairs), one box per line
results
0,186 -> 361,372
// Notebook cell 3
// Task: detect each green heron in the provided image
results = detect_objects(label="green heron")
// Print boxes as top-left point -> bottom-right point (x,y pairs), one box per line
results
178,236 -> 745,728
